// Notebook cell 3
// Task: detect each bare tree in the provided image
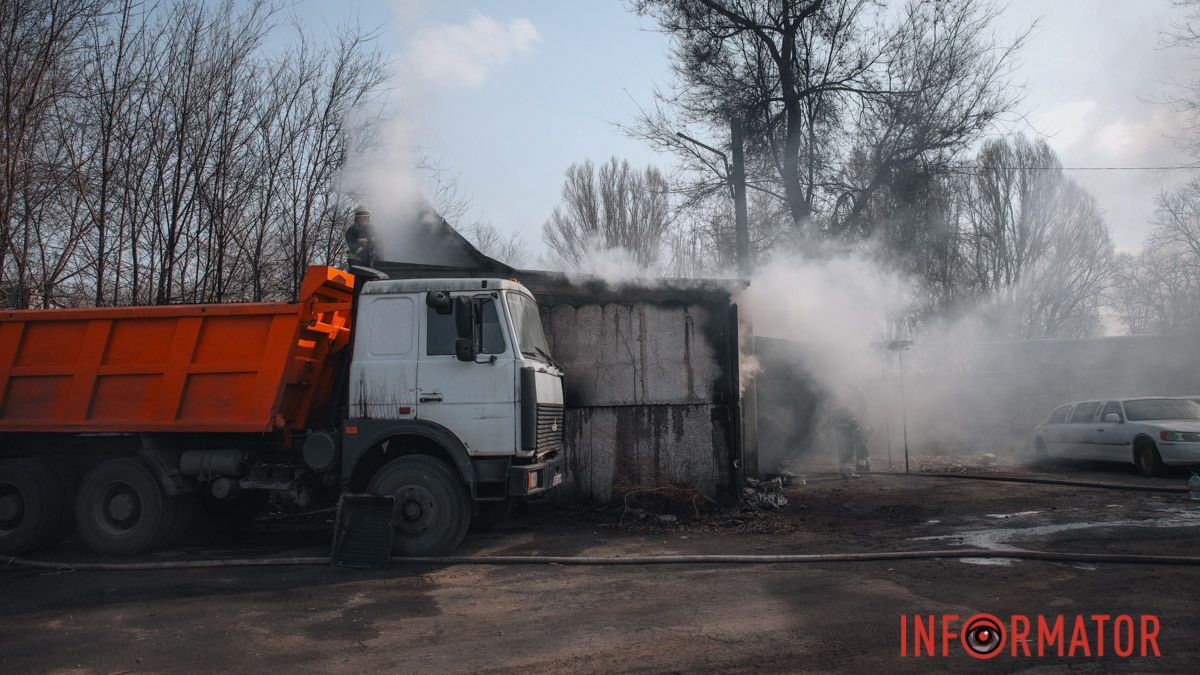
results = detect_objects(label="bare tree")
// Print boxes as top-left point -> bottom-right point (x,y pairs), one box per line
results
962,137 -> 1059,298
0,0 -> 106,306
461,221 -> 527,268
630,0 -> 1025,253
1110,247 -> 1200,335
1149,177 -> 1200,260
543,157 -> 671,268
0,0 -> 387,309
1107,178 -> 1200,335
958,137 -> 1113,339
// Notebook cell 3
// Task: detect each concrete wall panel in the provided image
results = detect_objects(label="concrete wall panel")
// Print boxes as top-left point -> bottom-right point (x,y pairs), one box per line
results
544,303 -> 721,408
558,404 -> 731,503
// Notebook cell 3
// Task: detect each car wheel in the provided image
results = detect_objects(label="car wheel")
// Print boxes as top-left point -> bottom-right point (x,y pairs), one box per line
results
368,455 -> 470,556
1135,441 -> 1166,477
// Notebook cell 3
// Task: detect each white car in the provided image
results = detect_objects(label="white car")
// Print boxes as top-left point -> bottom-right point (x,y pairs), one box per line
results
1031,397 -> 1200,476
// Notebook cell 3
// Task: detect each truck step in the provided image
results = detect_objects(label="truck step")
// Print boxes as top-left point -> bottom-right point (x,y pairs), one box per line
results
330,494 -> 396,569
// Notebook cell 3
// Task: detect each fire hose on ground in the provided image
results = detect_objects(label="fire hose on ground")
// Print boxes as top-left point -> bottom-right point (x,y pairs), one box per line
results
5,548 -> 1200,572
871,471 -> 1190,493
6,471 -> 1195,572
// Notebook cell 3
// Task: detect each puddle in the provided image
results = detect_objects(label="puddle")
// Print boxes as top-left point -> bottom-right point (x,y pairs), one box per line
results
985,511 -> 1041,519
958,557 -> 1017,566
912,506 -> 1200,551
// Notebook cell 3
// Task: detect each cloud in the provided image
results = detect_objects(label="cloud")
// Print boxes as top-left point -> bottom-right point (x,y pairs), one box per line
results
1032,100 -> 1096,150
404,15 -> 539,88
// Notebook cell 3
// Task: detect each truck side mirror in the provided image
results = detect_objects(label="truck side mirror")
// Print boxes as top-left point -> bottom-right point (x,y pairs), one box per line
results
455,338 -> 475,362
454,296 -> 473,339
453,296 -> 478,362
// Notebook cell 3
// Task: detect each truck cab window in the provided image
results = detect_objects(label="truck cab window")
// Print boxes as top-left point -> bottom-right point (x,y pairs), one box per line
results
478,298 -> 505,354
427,305 -> 457,355
426,296 -> 506,356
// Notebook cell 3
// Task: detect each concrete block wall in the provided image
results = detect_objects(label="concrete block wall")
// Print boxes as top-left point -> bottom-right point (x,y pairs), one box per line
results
528,282 -> 744,504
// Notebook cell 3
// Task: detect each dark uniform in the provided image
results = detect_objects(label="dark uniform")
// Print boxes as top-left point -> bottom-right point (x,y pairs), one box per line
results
835,412 -> 871,474
345,211 -> 376,267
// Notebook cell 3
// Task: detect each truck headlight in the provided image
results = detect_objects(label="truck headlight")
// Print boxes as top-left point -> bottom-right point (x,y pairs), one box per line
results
1160,430 -> 1200,442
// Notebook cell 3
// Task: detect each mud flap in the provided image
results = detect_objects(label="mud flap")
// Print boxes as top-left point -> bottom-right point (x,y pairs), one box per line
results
331,494 -> 396,569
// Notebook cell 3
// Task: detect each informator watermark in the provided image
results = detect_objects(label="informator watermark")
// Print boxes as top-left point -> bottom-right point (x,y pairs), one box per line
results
899,613 -> 1162,659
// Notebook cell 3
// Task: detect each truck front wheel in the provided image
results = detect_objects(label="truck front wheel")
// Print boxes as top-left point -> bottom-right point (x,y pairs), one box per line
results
368,455 -> 469,556
75,458 -> 179,555
0,459 -> 67,555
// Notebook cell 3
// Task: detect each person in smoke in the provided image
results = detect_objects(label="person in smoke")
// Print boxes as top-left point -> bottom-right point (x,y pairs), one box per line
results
832,390 -> 871,476
344,208 -> 376,267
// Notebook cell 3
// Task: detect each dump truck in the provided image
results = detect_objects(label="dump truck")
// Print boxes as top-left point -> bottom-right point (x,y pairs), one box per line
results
0,266 -> 565,557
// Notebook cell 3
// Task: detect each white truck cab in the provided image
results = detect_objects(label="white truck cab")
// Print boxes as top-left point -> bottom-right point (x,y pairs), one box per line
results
338,276 -> 565,554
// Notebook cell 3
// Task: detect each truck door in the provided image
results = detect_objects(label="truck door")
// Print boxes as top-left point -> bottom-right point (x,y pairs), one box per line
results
417,292 -> 516,457
348,295 -> 419,420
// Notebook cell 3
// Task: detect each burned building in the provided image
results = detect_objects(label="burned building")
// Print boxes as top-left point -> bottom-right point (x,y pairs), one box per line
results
364,207 -> 755,502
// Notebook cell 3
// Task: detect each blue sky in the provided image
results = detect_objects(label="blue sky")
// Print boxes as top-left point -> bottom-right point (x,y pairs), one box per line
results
297,0 -> 1195,255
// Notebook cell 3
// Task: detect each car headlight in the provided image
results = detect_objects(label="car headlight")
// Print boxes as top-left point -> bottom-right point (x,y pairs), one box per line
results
1160,430 -> 1200,442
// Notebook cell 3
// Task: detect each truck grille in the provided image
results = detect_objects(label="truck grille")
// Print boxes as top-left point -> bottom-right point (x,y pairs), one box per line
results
535,403 -> 564,453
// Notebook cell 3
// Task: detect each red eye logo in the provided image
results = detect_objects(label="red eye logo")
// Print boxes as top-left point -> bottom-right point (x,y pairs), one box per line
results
962,614 -> 1005,659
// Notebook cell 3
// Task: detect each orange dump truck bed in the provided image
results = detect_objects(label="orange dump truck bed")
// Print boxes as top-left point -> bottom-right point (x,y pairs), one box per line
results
0,267 -> 354,434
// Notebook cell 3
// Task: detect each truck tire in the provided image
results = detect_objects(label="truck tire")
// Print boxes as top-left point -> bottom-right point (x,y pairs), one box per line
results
75,457 -> 180,555
0,459 -> 67,555
368,455 -> 470,556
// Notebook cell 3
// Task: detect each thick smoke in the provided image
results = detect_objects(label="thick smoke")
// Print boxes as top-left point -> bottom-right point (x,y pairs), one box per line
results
338,114 -> 428,262
744,248 -> 1200,474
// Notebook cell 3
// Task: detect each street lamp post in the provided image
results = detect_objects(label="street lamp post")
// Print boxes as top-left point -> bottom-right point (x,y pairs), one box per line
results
874,340 -> 913,474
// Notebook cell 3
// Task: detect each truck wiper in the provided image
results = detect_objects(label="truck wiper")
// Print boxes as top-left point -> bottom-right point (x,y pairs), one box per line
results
533,346 -> 562,370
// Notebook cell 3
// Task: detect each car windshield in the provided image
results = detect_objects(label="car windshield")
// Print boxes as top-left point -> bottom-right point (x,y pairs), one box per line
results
506,292 -> 551,361
1123,399 -> 1200,421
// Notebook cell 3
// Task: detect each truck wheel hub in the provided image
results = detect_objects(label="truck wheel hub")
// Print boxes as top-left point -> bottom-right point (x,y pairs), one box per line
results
103,485 -> 141,528
395,485 -> 436,534
0,487 -> 21,528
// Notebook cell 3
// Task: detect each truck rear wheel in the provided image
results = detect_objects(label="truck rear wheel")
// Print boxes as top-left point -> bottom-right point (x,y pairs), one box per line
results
368,455 -> 470,556
0,459 -> 67,555
75,457 -> 179,555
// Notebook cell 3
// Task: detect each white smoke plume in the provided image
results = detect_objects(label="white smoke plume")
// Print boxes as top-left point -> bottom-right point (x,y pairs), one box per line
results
339,9 -> 539,260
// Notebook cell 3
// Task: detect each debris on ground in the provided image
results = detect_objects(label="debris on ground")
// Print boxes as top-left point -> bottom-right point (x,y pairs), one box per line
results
741,477 -> 789,511
614,483 -> 717,523
764,470 -> 806,486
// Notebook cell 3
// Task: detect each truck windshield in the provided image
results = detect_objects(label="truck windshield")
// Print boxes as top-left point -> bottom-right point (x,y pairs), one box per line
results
507,292 -> 552,362
1123,398 -> 1200,421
